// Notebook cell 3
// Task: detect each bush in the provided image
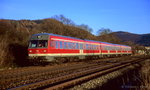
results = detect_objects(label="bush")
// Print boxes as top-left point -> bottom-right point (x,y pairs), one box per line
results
0,20 -> 29,67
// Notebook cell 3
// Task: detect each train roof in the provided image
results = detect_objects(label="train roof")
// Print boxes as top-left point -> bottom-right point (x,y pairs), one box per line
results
32,33 -> 131,47
33,33 -> 83,41
85,39 -> 130,47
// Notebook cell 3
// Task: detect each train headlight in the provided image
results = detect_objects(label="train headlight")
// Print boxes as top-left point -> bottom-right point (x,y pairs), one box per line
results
37,35 -> 42,39
43,50 -> 46,52
36,50 -> 39,52
29,50 -> 32,52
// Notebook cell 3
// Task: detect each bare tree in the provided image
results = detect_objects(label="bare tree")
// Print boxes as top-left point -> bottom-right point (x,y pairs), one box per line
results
77,24 -> 93,33
51,15 -> 75,26
97,28 -> 112,36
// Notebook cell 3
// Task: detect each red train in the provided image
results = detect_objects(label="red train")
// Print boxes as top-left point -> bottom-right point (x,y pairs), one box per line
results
28,33 -> 132,61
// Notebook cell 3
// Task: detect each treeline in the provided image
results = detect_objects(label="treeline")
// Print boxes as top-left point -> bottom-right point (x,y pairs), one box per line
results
0,15 -> 146,67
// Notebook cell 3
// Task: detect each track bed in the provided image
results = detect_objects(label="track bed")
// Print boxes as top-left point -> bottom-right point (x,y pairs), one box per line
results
0,55 -> 149,89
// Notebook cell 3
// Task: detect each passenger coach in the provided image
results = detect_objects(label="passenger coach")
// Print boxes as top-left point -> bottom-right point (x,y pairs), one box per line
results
28,33 -> 132,61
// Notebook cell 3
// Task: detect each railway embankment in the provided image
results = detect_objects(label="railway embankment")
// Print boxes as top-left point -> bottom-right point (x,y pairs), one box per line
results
69,58 -> 150,90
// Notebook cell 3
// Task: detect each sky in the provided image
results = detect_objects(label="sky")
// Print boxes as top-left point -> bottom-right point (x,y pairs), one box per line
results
1,0 -> 150,35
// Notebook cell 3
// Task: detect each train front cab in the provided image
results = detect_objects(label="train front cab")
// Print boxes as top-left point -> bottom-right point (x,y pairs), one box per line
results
28,34 -> 49,59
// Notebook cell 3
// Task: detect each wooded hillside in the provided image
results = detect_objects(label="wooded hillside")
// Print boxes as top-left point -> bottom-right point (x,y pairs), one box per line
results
0,16 -> 148,67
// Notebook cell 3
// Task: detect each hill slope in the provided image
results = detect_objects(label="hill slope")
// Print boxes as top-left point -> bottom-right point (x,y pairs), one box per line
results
114,31 -> 150,46
0,19 -> 149,67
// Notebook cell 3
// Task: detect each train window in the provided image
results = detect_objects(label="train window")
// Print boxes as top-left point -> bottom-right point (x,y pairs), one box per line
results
128,48 -> 131,51
95,45 -> 97,50
56,41 -> 59,49
116,47 -> 118,50
101,45 -> 104,50
114,46 -> 116,50
122,48 -> 125,51
88,44 -> 91,50
108,46 -> 110,50
30,40 -> 38,48
76,43 -> 79,49
103,46 -> 107,50
70,43 -> 73,49
91,45 -> 93,50
105,46 -> 108,50
99,45 -> 101,50
60,41 -> 63,49
114,47 -> 116,50
50,40 -> 55,47
109,46 -> 111,50
72,43 -> 76,49
124,48 -> 126,51
38,40 -> 47,47
92,45 -> 94,50
107,46 -> 110,50
67,42 -> 69,49
72,43 -> 74,49
97,45 -> 99,50
104,46 -> 107,50
71,42 -> 73,49
89,45 -> 91,50
72,43 -> 75,49
74,43 -> 77,49
93,45 -> 96,50
80,43 -> 83,49
95,45 -> 98,50
123,48 -> 125,51
88,44 -> 90,50
66,42 -> 68,49
96,45 -> 98,50
68,42 -> 71,49
30,40 -> 48,48
117,47 -> 119,50
64,42 -> 67,49
70,42 -> 72,49
86,44 -> 88,50
107,46 -> 109,50
106,46 -> 108,50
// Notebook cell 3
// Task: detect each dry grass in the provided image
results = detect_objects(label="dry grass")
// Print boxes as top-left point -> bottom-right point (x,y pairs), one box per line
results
139,60 -> 150,90
0,36 -> 16,68
0,38 -> 8,67
0,20 -> 30,68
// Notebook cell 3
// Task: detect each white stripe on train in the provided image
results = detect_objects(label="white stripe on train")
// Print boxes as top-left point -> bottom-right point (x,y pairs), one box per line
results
29,53 -> 131,57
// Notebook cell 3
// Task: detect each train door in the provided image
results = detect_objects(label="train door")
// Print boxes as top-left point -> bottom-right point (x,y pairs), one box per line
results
79,43 -> 86,59
79,43 -> 83,54
99,44 -> 102,57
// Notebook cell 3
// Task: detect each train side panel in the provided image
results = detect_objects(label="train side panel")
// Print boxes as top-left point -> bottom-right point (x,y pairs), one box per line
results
28,33 -> 132,61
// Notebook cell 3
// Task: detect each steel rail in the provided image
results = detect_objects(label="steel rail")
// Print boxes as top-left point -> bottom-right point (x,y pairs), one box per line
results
12,59 -> 142,90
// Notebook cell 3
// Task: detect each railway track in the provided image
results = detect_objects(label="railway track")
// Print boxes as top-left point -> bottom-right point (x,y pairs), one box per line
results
47,60 -> 142,90
0,62 -> 110,89
0,55 -> 148,90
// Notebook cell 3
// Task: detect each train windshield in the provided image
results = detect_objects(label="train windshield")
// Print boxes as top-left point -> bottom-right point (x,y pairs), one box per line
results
29,40 -> 48,48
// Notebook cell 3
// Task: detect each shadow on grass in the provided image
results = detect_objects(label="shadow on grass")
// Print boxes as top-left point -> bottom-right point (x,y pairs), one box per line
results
9,43 -> 51,67
9,43 -> 30,67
